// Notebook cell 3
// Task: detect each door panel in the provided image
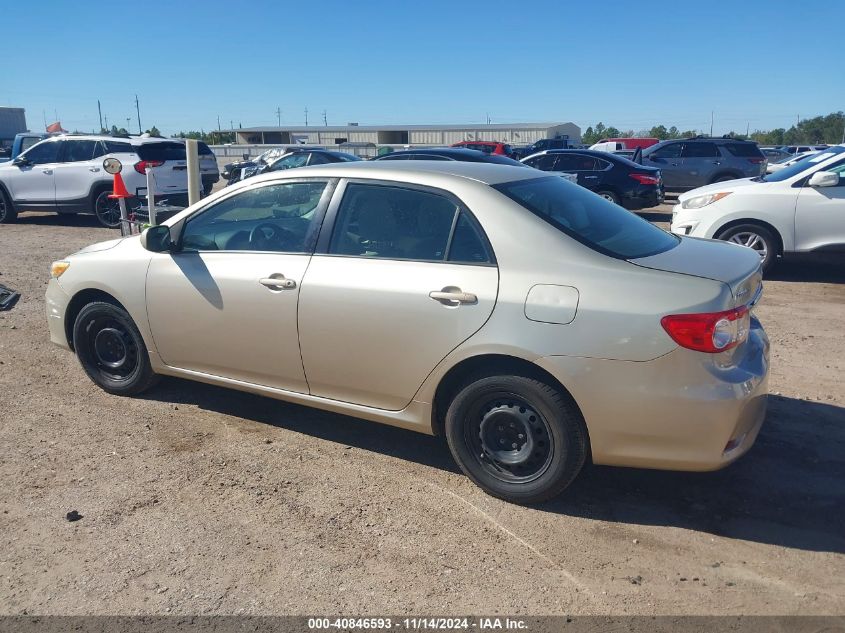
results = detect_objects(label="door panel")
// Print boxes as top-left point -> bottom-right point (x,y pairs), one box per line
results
146,252 -> 311,392
54,140 -> 106,204
646,143 -> 684,188
795,163 -> 845,250
298,256 -> 498,410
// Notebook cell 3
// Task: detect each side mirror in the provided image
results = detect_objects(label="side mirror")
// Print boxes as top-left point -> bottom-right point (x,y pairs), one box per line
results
140,224 -> 173,252
808,171 -> 839,188
12,156 -> 29,166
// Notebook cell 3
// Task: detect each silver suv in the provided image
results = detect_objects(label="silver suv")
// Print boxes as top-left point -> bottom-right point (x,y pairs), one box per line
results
641,137 -> 766,190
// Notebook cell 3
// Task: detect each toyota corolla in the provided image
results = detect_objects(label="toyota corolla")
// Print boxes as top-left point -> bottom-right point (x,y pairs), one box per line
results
46,161 -> 769,504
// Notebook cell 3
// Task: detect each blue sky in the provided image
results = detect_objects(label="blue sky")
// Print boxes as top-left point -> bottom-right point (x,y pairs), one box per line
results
2,0 -> 841,136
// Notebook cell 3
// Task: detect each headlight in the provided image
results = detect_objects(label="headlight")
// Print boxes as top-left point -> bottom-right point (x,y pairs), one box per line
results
50,261 -> 70,278
681,191 -> 732,209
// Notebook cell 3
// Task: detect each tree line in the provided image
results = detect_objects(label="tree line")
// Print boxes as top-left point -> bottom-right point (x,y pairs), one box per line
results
581,111 -> 845,146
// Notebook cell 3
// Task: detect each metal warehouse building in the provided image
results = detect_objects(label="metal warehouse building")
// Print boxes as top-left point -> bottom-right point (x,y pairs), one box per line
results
231,122 -> 580,146
0,107 -> 27,148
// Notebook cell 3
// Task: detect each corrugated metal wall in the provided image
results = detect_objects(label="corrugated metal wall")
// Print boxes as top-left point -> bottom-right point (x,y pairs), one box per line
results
0,108 -> 27,141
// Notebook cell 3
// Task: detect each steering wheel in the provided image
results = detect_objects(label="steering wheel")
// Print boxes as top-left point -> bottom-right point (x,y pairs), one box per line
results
248,222 -> 298,251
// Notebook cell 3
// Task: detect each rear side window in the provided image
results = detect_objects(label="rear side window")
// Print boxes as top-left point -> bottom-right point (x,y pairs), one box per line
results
137,142 -> 186,161
681,143 -> 718,158
328,183 -> 492,264
724,143 -> 764,158
197,142 -> 214,155
104,141 -> 134,154
494,176 -> 678,259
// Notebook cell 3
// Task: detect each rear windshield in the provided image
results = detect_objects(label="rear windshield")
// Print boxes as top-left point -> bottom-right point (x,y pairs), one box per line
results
723,143 -> 764,158
494,176 -> 679,259
136,141 -> 186,161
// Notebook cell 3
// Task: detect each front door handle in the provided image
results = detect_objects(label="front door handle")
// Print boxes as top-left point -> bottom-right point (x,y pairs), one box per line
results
89,167 -> 101,172
429,288 -> 477,305
41,169 -> 53,175
259,275 -> 296,290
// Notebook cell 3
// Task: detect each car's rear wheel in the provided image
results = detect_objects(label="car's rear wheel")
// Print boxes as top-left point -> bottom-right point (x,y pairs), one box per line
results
0,188 -> 17,224
93,189 -> 122,228
596,190 -> 620,205
445,374 -> 588,504
73,301 -> 159,395
716,223 -> 778,273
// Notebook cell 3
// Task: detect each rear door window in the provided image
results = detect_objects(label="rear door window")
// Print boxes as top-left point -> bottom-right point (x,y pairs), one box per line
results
494,176 -> 678,259
62,140 -> 98,162
650,143 -> 682,159
681,143 -> 718,158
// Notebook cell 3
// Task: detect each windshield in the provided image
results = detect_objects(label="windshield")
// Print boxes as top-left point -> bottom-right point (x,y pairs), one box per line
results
494,176 -> 679,259
760,146 -> 845,182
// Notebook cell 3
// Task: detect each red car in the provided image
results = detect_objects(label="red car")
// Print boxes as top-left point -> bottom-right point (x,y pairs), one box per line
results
451,141 -> 513,156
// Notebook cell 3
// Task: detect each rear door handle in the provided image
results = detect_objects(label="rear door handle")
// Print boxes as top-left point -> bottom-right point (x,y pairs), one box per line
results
429,289 -> 477,305
89,167 -> 100,172
41,169 -> 53,175
259,275 -> 296,290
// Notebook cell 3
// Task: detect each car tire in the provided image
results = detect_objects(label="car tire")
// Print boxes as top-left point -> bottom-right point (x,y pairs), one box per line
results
93,188 -> 123,228
0,188 -> 17,224
73,301 -> 160,396
445,374 -> 588,504
716,223 -> 779,273
596,190 -> 620,205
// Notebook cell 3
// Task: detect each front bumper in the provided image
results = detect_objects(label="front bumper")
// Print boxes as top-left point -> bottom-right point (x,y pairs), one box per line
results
536,317 -> 769,471
45,278 -> 71,350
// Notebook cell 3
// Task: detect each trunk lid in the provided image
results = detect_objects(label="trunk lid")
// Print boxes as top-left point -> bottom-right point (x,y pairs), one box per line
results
631,236 -> 763,304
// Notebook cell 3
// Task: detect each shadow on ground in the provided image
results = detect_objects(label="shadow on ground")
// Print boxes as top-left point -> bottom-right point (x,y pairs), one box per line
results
13,212 -> 105,228
145,378 -> 845,554
768,253 -> 845,284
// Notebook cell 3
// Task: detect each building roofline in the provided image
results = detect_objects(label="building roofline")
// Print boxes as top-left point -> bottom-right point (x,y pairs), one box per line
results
228,122 -> 578,134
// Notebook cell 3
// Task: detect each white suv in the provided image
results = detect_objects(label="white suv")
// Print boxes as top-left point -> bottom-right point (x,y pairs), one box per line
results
671,144 -> 845,271
0,135 -> 201,227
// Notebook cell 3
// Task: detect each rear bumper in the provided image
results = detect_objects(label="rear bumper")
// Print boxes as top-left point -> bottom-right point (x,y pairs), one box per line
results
622,185 -> 663,210
536,317 -> 769,471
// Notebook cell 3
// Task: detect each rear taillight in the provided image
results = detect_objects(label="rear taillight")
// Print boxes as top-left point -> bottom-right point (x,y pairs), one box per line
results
629,173 -> 661,185
134,159 -> 164,174
748,158 -> 764,164
661,306 -> 750,353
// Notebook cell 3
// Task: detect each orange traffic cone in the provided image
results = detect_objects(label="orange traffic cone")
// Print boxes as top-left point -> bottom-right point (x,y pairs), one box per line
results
109,172 -> 132,199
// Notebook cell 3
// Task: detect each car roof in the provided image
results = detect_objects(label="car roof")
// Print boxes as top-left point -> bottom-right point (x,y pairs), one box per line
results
381,148 -> 492,158
44,134 -> 178,146
238,159 -> 541,187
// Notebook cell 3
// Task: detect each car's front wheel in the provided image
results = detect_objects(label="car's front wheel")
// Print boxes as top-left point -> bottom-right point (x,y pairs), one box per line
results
73,301 -> 159,395
445,374 -> 588,504
716,223 -> 778,273
0,188 -> 16,224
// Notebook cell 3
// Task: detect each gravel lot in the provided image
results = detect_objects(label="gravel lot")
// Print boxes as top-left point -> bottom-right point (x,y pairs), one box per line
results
0,188 -> 843,615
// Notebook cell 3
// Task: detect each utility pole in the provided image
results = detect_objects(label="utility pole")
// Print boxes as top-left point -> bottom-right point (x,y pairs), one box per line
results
126,117 -> 131,132
135,94 -> 142,134
746,122 -> 750,138
710,111 -> 714,137
486,112 -> 491,125
276,107 -> 281,126
217,115 -> 221,132
97,100 -> 103,132
322,110 -> 327,126
104,115 -> 109,131
304,107 -> 309,126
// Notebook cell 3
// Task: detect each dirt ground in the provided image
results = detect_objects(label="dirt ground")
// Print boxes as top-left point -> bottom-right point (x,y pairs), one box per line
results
0,192 -> 843,616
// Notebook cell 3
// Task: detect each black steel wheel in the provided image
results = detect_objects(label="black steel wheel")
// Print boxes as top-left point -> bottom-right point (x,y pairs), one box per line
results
0,188 -> 16,224
445,374 -> 588,504
93,190 -> 122,228
73,301 -> 159,395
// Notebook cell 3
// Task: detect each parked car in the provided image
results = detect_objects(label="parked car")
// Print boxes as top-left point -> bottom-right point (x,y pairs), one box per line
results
373,147 -> 526,166
45,161 -> 768,504
765,150 -> 818,173
0,132 -> 49,164
671,144 -> 845,271
235,149 -> 362,183
0,135 -> 196,227
760,147 -> 791,163
641,137 -> 766,190
221,147 -> 287,183
521,149 -> 663,209
196,141 -> 220,195
451,141 -> 514,157
511,138 -> 571,159
777,144 -> 829,154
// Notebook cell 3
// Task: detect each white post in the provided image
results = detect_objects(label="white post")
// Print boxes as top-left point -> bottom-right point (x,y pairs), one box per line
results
146,166 -> 156,226
118,198 -> 129,236
186,138 -> 201,206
